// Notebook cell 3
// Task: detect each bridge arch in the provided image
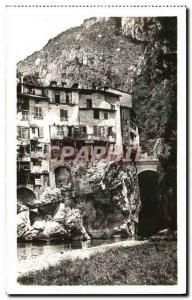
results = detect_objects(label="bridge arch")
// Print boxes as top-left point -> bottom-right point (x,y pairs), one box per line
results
137,169 -> 162,236
17,186 -> 36,206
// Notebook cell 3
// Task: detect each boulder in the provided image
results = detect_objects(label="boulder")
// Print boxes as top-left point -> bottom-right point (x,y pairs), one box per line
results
53,202 -> 66,223
35,220 -> 66,241
17,208 -> 36,241
34,187 -> 62,207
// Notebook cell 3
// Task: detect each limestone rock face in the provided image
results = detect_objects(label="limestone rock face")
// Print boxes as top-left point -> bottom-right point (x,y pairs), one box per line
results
17,207 -> 37,241
121,17 -> 161,41
35,220 -> 67,241
34,187 -> 62,207
75,160 -> 141,237
17,161 -> 141,241
17,17 -> 145,91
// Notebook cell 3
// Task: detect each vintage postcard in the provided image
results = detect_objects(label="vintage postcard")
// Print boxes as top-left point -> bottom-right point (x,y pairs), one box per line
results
5,3 -> 187,295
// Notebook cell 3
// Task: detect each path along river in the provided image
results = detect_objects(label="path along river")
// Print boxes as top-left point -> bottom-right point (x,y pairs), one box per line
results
17,238 -> 147,277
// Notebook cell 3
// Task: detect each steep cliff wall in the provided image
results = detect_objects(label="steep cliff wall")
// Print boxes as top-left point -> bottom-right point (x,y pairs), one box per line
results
17,17 -> 145,91
17,161 -> 141,241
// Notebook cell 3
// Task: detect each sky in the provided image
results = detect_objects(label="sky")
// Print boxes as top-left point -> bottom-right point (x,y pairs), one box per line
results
6,8 -> 87,62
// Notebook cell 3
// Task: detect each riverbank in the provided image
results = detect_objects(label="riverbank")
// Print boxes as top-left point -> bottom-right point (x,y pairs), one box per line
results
18,241 -> 177,285
18,239 -> 146,276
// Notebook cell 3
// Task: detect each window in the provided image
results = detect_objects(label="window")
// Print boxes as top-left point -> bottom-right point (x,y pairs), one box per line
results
111,104 -> 115,110
22,111 -> 28,121
33,160 -> 42,167
17,127 -> 29,139
68,126 -> 73,137
60,109 -> 68,121
66,93 -> 72,104
32,127 -> 36,134
35,99 -> 41,104
55,93 -> 60,104
57,126 -> 64,135
104,112 -> 108,120
38,127 -> 44,138
94,110 -> 100,119
93,126 -> 98,136
80,126 -> 87,135
108,127 -> 113,136
34,107 -> 42,118
86,99 -> 92,108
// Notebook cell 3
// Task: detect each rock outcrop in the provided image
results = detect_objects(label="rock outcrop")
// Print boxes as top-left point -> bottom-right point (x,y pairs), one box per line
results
17,160 -> 141,242
17,17 -> 145,91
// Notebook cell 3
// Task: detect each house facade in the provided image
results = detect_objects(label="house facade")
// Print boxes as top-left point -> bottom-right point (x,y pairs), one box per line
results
17,76 -> 139,195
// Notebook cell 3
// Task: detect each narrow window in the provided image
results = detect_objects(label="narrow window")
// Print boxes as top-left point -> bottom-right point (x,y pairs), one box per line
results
86,99 -> 92,108
60,109 -> 68,121
93,126 -> 98,136
22,111 -> 28,121
94,110 -> 100,119
104,112 -> 108,120
38,127 -> 44,138
107,127 -> 112,136
55,93 -> 60,104
111,104 -> 115,110
18,127 -> 29,139
34,107 -> 42,118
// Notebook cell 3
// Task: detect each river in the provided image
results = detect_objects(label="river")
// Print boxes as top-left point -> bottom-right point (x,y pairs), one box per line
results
17,237 -> 130,258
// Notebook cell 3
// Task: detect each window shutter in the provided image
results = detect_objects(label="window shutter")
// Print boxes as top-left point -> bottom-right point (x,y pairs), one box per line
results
39,127 -> 44,138
60,109 -> 64,118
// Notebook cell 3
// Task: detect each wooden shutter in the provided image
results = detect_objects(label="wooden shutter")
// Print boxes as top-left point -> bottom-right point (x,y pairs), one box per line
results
39,126 -> 44,138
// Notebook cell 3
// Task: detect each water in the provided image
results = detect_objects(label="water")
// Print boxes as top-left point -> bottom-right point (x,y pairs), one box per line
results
17,238 -> 129,258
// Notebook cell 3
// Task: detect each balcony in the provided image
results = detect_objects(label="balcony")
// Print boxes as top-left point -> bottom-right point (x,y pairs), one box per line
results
31,151 -> 45,159
31,160 -> 49,174
50,132 -> 116,142
17,153 -> 30,162
17,161 -> 31,172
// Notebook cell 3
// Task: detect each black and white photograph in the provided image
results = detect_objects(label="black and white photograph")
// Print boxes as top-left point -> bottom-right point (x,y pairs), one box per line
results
4,4 -> 187,295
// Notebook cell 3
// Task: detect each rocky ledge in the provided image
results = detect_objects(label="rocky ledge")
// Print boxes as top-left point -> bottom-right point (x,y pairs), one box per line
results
17,160 -> 141,242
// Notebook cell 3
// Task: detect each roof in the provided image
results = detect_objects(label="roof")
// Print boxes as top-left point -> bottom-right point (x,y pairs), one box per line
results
19,83 -> 122,97
100,86 -> 133,95
46,86 -> 122,97
18,93 -> 49,101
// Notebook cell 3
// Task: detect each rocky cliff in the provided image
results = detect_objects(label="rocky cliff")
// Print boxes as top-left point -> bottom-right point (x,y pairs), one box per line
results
17,161 -> 141,242
17,17 -> 147,91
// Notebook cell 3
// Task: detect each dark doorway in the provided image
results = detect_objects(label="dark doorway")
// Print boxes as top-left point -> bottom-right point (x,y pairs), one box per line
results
17,187 -> 36,207
138,171 -> 161,237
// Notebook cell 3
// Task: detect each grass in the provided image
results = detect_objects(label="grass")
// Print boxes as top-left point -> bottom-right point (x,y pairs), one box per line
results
18,242 -> 177,285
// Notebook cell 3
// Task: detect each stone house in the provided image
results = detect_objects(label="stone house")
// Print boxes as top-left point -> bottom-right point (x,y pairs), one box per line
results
17,76 -> 139,197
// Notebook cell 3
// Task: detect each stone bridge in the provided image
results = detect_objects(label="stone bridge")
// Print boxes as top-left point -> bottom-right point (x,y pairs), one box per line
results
136,158 -> 160,175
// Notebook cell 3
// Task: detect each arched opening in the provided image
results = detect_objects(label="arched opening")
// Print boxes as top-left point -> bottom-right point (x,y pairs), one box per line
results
138,170 -> 161,237
55,166 -> 71,188
17,187 -> 36,207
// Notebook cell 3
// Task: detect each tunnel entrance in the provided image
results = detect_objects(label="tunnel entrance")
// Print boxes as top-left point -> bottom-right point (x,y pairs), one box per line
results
138,170 -> 162,237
